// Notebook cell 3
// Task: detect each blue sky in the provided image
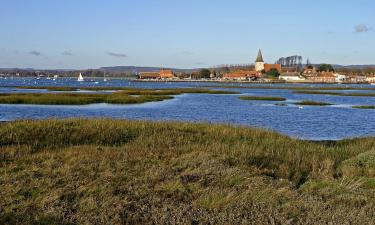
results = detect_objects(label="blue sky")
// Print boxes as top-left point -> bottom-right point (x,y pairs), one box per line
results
0,0 -> 374,69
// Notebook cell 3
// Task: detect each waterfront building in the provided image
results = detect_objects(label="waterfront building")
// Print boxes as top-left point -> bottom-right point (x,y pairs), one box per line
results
334,73 -> 346,82
139,69 -> 175,79
307,72 -> 336,83
138,72 -> 160,79
279,72 -> 306,81
223,70 -> 259,81
160,69 -> 174,78
365,75 -> 375,83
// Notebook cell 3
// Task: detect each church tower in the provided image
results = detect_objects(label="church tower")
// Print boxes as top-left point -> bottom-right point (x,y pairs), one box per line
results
255,49 -> 265,72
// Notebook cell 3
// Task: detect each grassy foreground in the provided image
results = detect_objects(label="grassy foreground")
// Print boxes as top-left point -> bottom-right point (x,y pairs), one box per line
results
239,96 -> 286,101
1,119 -> 375,224
0,88 -> 238,105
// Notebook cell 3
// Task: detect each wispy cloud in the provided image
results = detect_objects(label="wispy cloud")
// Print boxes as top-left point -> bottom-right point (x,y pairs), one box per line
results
107,52 -> 128,58
62,51 -> 73,56
29,51 -> 42,56
195,62 -> 206,66
182,51 -> 193,55
354,24 -> 372,33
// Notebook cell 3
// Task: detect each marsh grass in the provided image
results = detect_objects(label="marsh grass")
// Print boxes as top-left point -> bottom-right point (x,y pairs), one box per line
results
239,96 -> 286,101
203,85 -> 375,91
0,93 -> 171,105
0,119 -> 374,224
295,100 -> 333,106
0,88 -> 237,105
294,90 -> 375,97
352,105 -> 375,109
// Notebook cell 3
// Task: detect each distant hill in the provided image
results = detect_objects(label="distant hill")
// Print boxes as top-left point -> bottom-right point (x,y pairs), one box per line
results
332,65 -> 375,69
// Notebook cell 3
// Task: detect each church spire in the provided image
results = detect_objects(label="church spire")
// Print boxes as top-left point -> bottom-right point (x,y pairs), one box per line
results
256,49 -> 264,63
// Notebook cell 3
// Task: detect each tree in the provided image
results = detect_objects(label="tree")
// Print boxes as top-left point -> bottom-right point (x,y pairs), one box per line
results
199,69 -> 211,79
266,68 -> 280,78
318,64 -> 335,72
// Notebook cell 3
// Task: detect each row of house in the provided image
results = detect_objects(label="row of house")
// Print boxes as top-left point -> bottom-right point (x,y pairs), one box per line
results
137,50 -> 375,83
278,69 -> 375,83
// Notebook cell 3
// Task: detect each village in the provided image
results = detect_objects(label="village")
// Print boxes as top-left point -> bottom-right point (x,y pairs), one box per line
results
138,50 -> 375,84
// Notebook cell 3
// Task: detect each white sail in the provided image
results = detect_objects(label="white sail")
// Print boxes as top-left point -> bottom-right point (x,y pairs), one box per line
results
77,73 -> 85,82
103,72 -> 108,82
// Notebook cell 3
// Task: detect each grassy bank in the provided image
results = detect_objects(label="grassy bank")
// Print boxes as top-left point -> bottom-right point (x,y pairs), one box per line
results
294,90 -> 375,97
353,105 -> 375,109
0,93 -> 172,105
0,119 -> 374,224
203,85 -> 375,91
239,96 -> 286,101
295,100 -> 333,106
0,88 -> 238,105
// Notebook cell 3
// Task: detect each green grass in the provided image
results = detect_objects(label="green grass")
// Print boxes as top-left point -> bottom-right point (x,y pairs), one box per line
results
239,96 -> 286,101
0,119 -> 375,224
352,106 -> 375,109
295,100 -> 333,106
0,88 -> 238,105
203,85 -> 375,91
0,93 -> 172,105
294,90 -> 375,97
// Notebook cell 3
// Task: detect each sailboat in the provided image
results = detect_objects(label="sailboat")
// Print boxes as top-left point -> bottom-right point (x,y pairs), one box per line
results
103,72 -> 108,82
77,73 -> 85,82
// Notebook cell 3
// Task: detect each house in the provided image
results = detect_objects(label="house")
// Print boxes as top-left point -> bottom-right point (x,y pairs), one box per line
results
160,70 -> 174,79
139,69 -> 175,79
334,73 -> 346,83
223,70 -> 260,81
138,72 -> 160,79
279,72 -> 306,81
365,75 -> 375,83
264,64 -> 282,73
307,72 -> 336,83
303,67 -> 317,75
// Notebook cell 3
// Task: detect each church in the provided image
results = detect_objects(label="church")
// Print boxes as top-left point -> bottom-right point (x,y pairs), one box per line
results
255,49 -> 282,73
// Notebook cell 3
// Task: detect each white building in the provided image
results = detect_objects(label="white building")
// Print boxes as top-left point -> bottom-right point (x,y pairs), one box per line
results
366,76 -> 375,83
279,73 -> 306,81
334,73 -> 346,83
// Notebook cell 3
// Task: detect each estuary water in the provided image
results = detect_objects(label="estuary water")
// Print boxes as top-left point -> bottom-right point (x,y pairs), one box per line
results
0,77 -> 374,140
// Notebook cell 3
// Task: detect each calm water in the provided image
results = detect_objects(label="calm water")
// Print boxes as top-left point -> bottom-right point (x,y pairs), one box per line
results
1,77 -> 374,140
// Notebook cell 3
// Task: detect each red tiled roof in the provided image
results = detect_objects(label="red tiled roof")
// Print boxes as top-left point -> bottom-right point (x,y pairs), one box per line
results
160,70 -> 174,78
264,64 -> 282,73
223,70 -> 259,78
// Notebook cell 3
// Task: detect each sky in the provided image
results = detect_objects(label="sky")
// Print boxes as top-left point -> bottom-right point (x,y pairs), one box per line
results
0,0 -> 374,69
